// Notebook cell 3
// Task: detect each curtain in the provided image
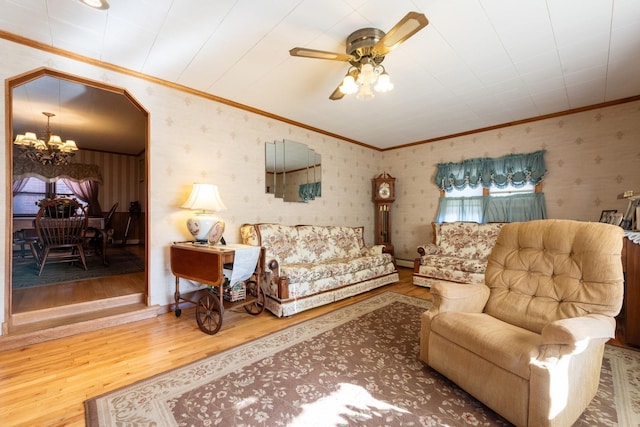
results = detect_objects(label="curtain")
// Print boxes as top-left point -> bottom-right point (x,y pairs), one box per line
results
435,150 -> 546,192
435,196 -> 485,223
483,193 -> 547,222
12,177 -> 28,195
435,157 -> 486,191
436,193 -> 547,224
62,179 -> 103,216
299,182 -> 321,202
13,158 -> 102,183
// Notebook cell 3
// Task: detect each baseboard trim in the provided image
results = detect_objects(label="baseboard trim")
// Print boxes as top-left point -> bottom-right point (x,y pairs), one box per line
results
396,259 -> 413,268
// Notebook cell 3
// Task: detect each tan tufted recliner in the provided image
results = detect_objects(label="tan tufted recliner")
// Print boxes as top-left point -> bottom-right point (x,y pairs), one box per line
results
419,219 -> 624,427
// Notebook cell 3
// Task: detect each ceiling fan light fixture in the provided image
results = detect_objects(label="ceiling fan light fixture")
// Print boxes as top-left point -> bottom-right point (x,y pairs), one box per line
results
289,11 -> 428,101
339,75 -> 358,95
358,61 -> 378,85
374,71 -> 394,93
356,83 -> 375,101
339,68 -> 360,95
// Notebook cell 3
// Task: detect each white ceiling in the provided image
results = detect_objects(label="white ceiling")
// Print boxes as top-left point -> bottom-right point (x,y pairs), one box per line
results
12,75 -> 147,155
1,0 -> 640,151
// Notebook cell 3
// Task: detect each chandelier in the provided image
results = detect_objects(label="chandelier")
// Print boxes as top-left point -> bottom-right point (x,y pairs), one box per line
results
338,58 -> 394,100
14,112 -> 79,166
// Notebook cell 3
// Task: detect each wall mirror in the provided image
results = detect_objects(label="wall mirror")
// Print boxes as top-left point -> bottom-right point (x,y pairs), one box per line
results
265,139 -> 321,202
6,68 -> 148,334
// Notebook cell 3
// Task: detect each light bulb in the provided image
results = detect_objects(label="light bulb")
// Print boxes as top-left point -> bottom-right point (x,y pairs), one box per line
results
374,72 -> 394,93
339,74 -> 358,94
356,83 -> 375,100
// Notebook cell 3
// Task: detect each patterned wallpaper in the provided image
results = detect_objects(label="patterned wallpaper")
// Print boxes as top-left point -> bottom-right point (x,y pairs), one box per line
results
73,149 -> 143,215
1,38 -> 639,316
384,100 -> 640,264
0,39 -> 382,311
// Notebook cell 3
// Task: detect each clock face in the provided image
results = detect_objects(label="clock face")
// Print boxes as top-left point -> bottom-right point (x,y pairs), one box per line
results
378,182 -> 391,199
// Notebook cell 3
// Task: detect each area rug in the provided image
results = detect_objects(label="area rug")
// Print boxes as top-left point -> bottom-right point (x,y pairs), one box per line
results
12,248 -> 144,289
85,292 -> 640,426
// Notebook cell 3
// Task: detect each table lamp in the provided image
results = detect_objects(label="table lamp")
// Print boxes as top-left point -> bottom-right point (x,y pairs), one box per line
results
181,183 -> 227,243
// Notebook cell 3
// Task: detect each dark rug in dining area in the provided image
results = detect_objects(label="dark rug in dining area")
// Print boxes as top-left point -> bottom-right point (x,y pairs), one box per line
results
12,248 -> 145,289
84,292 -> 639,426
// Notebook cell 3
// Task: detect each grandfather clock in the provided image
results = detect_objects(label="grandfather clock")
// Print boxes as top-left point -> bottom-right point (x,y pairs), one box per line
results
372,172 -> 396,256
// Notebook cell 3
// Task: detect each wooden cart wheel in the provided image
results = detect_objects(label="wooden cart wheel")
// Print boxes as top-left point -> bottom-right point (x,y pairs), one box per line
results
244,279 -> 265,315
196,289 -> 223,334
174,290 -> 182,317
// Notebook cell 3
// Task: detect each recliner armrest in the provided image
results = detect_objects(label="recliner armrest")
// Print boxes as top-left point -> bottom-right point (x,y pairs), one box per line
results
430,281 -> 490,313
541,314 -> 616,347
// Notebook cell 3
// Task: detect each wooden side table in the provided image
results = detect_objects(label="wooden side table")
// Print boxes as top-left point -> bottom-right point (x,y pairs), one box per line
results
170,243 -> 264,334
622,236 -> 640,347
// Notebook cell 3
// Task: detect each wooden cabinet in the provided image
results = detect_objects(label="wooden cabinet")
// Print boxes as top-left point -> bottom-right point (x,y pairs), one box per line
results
622,237 -> 640,347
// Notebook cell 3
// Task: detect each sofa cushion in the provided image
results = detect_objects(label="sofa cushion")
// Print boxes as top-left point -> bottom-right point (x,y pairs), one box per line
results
256,224 -> 301,265
436,222 -> 504,261
473,223 -> 505,260
283,253 -> 392,283
416,265 -> 486,285
326,226 -> 362,259
437,222 -> 482,258
296,225 -> 332,263
419,254 -> 487,274
291,225 -> 362,263
283,257 -> 395,298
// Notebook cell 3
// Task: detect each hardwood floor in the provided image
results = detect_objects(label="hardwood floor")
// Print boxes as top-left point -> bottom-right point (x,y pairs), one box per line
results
12,245 -> 146,313
6,245 -> 150,343
0,267 -> 633,426
0,268 -> 427,426
12,272 -> 144,313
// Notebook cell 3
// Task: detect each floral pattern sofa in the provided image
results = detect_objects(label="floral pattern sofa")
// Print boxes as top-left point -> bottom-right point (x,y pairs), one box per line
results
413,222 -> 506,287
240,223 -> 398,317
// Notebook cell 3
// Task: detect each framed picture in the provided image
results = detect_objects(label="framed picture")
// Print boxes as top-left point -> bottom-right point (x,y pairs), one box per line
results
207,220 -> 225,246
599,209 -> 617,223
609,212 -> 624,226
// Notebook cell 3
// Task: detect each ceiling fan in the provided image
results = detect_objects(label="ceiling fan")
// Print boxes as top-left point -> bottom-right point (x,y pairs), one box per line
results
289,11 -> 429,100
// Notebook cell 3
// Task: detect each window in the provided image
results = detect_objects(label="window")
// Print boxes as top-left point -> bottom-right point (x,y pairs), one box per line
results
14,177 -> 46,216
435,151 -> 547,223
13,177 -> 84,216
489,182 -> 535,197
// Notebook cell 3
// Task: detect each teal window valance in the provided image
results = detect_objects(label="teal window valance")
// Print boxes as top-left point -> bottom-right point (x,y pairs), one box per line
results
435,150 -> 546,192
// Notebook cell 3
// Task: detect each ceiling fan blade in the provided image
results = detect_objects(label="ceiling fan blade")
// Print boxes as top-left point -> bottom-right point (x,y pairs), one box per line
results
329,83 -> 345,100
289,47 -> 354,62
373,11 -> 429,56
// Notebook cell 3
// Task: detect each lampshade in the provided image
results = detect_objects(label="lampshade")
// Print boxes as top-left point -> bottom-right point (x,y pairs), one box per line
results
181,183 -> 227,243
181,183 -> 227,212
13,112 -> 79,165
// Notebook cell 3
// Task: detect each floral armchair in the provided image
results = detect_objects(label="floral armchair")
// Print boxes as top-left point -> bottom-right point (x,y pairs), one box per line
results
413,222 -> 505,287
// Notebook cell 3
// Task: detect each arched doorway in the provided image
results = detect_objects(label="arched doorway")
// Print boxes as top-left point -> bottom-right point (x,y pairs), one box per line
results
5,68 -> 150,339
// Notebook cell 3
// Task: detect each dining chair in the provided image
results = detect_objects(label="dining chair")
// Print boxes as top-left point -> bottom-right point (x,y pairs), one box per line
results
85,201 -> 118,265
32,198 -> 89,276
